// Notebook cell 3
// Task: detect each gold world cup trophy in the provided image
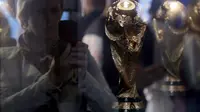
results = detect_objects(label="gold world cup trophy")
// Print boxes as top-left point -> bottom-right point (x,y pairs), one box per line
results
105,0 -> 147,111
152,0 -> 192,96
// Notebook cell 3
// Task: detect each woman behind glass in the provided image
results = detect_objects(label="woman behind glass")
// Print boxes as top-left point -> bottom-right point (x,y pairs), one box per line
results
0,0 -> 116,112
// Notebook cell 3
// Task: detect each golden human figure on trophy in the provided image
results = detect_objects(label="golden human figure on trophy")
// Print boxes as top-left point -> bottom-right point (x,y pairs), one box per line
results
152,0 -> 189,96
144,1 -> 200,112
152,0 -> 200,96
105,0 -> 147,111
184,0 -> 200,90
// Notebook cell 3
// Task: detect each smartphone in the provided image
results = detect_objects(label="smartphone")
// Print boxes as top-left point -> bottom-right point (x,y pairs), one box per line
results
59,20 -> 78,45
60,11 -> 70,21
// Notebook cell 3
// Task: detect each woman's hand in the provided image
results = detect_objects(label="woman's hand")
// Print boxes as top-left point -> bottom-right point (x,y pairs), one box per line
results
62,42 -> 88,69
48,42 -> 88,87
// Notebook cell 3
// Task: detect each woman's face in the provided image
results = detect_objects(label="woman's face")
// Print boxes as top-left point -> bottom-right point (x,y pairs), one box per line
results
27,0 -> 62,43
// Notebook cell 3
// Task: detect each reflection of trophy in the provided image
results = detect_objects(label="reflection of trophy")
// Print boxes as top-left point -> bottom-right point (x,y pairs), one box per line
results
152,1 -> 189,96
189,0 -> 200,33
105,0 -> 147,111
185,0 -> 200,89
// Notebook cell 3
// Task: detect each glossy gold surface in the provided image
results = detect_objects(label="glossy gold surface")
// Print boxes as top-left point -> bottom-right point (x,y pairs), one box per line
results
105,0 -> 146,110
105,0 -> 146,53
156,1 -> 189,34
117,0 -> 136,10
152,1 -> 191,95
113,101 -> 144,110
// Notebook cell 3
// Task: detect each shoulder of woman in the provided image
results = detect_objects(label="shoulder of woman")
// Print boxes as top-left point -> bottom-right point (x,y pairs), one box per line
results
0,46 -> 22,60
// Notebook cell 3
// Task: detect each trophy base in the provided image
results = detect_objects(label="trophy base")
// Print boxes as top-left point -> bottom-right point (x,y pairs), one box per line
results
162,75 -> 186,96
112,88 -> 145,112
113,109 -> 145,112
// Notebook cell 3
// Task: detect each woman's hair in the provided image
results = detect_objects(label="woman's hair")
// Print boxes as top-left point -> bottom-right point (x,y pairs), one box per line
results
17,0 -> 63,29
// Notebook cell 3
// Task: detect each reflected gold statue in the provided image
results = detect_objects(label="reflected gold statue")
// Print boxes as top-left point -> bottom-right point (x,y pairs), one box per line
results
189,0 -> 200,33
152,0 -> 190,96
185,0 -> 200,90
105,0 -> 147,111
144,1 -> 200,111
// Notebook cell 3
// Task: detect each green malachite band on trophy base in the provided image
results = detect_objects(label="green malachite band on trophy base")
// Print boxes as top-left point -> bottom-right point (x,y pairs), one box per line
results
162,76 -> 186,96
113,109 -> 145,112
112,97 -> 145,112
164,81 -> 185,85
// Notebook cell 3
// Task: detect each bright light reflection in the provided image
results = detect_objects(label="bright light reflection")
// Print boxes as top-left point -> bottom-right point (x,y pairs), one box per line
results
0,0 -> 21,39
170,2 -> 178,9
0,1 -> 4,5
123,1 -> 130,8
168,1 -> 182,12
118,0 -> 135,10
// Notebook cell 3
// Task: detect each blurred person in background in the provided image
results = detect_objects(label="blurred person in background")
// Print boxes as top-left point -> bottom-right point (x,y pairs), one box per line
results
0,14 -> 16,47
0,0 -> 116,112
82,0 -> 120,95
0,2 -> 17,47
78,0 -> 106,40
